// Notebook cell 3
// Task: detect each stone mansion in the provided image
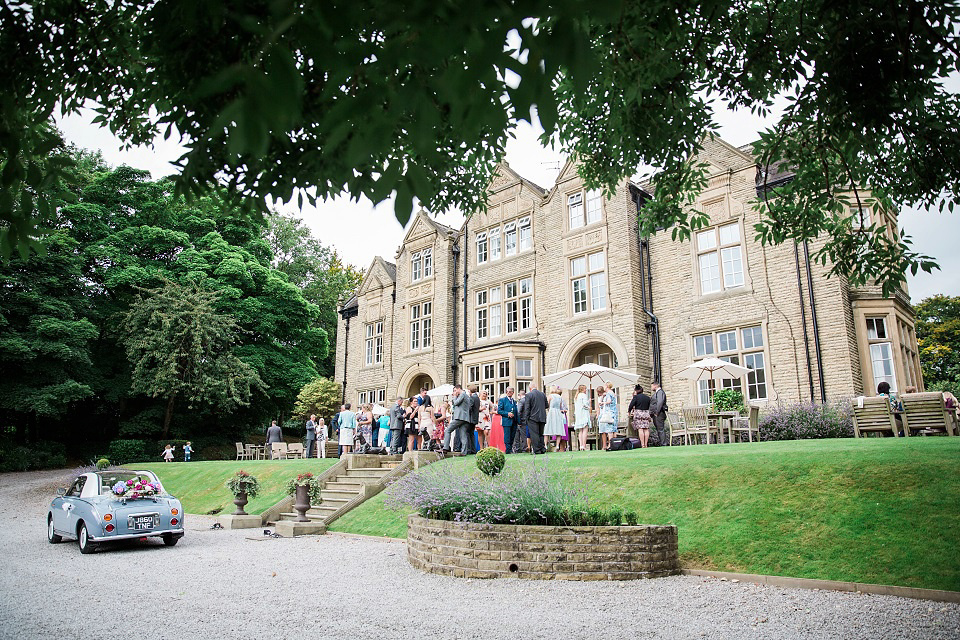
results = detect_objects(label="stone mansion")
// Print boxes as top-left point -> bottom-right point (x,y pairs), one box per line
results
334,136 -> 923,412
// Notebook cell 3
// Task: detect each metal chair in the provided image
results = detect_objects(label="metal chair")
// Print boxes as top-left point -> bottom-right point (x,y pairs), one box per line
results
235,442 -> 251,460
732,405 -> 760,442
852,397 -> 899,437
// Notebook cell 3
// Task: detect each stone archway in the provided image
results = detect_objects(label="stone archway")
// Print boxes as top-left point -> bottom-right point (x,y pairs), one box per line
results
555,329 -> 630,372
395,362 -> 441,400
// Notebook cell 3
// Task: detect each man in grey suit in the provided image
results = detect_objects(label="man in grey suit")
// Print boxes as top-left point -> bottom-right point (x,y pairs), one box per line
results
304,414 -> 317,458
462,384 -> 480,455
444,384 -> 471,455
389,396 -> 405,454
650,380 -> 668,446
265,420 -> 282,458
521,385 -> 548,454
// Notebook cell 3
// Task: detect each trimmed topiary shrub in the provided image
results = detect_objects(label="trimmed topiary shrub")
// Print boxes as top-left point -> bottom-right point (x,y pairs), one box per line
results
96,458 -> 110,470
475,446 -> 506,476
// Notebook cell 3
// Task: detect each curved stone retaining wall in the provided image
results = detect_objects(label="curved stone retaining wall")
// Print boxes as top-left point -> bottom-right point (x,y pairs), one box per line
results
407,515 -> 679,580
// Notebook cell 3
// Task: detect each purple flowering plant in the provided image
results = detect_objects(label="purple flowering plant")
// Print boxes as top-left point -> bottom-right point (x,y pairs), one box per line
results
385,460 -> 632,526
758,399 -> 854,441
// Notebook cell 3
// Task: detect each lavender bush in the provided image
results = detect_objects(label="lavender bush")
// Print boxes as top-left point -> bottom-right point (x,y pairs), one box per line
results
386,461 -> 630,526
758,400 -> 854,441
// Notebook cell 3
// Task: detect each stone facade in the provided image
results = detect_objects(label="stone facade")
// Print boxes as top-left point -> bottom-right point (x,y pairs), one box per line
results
406,516 -> 679,580
335,136 -> 923,412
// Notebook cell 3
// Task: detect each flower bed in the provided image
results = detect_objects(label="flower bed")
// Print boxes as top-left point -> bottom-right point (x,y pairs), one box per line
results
407,516 -> 678,580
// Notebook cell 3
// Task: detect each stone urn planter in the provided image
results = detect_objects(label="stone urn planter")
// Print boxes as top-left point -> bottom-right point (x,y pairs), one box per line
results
293,484 -> 311,522
406,515 -> 679,581
232,491 -> 249,516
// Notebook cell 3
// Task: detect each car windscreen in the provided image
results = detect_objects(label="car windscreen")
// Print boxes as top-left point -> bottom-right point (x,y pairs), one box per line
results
96,472 -> 162,495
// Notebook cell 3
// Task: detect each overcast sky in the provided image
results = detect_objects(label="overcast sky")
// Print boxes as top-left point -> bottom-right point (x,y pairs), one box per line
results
57,104 -> 958,302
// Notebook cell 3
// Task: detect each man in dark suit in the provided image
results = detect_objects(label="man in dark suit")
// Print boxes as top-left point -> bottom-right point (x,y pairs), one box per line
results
650,380 -> 668,446
497,387 -> 518,454
462,384 -> 480,455
304,414 -> 317,458
521,385 -> 548,454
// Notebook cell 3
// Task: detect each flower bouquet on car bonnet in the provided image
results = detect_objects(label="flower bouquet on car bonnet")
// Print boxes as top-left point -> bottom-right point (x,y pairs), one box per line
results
112,477 -> 161,501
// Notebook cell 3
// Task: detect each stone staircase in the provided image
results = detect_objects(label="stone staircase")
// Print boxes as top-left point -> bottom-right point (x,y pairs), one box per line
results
272,452 -> 435,536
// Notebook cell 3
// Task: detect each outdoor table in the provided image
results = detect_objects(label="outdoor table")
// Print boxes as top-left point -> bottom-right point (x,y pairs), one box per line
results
707,411 -> 740,443
250,444 -> 266,460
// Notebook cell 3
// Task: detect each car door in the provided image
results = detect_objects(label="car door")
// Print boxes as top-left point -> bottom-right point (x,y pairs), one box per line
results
55,476 -> 86,535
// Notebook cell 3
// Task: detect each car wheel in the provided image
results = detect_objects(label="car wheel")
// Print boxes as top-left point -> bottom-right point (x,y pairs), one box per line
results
78,522 -> 97,554
47,516 -> 62,544
162,533 -> 180,547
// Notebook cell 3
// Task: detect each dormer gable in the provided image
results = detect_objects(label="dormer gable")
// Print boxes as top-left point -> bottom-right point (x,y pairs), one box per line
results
356,256 -> 396,296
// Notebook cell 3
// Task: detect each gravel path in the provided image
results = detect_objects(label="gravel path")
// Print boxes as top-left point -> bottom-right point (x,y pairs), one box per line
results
1,469 -> 957,640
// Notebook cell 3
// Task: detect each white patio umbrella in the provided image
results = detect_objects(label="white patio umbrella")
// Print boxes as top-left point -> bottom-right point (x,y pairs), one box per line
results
426,383 -> 455,398
674,357 -> 750,383
543,363 -> 640,390
371,404 -> 389,416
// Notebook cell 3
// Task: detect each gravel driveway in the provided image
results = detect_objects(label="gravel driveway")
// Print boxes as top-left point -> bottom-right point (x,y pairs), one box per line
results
1,469 -> 957,640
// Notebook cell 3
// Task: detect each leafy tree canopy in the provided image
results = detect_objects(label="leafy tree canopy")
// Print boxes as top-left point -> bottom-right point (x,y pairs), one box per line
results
292,377 -> 343,425
2,0 -> 958,293
915,294 -> 960,397
122,279 -> 267,437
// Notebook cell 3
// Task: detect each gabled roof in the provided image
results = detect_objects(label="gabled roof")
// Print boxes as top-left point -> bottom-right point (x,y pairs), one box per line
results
488,161 -> 547,196
400,209 -> 458,246
356,256 -> 397,296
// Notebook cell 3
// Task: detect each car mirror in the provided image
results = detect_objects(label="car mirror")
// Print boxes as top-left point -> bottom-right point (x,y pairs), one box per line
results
56,488 -> 66,496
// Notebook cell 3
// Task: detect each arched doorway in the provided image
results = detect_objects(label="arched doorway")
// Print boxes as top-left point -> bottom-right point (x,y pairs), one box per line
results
573,342 -> 619,369
405,373 -> 434,399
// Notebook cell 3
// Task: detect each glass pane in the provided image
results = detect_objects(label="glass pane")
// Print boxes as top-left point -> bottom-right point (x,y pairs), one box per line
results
571,257 -> 586,277
867,317 -> 887,340
696,229 -> 716,251
588,251 -> 604,271
721,246 -> 744,287
506,300 -> 518,333
694,334 -> 714,357
476,308 -> 487,338
505,228 -> 517,255
520,277 -> 532,294
586,190 -> 603,223
477,290 -> 486,305
717,330 -> 737,352
490,286 -> 501,303
519,223 -> 532,250
742,326 -> 763,348
516,359 -> 532,378
483,364 -> 495,379
699,252 -> 722,294
521,297 -> 532,329
490,305 -> 501,336
505,281 -> 517,298
719,223 -> 740,245
568,193 -> 584,228
589,273 -> 607,311
572,278 -> 587,313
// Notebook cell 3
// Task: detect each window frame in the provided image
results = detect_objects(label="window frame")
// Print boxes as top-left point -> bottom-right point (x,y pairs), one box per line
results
695,221 -> 746,296
692,324 -> 768,404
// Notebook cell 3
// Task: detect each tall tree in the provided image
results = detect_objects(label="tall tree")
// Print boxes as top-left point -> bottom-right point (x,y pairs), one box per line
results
3,1 -> 957,293
122,280 -> 266,438
915,295 -> 960,397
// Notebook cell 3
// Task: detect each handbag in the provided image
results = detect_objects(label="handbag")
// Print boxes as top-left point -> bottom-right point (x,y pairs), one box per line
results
598,405 -> 614,424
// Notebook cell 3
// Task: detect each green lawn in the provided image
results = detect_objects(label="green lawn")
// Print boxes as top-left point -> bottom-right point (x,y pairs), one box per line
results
331,438 -> 960,591
128,459 -> 337,516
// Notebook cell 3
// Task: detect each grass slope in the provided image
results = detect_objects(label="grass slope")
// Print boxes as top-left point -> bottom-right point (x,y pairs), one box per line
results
332,438 -> 960,591
128,459 -> 337,516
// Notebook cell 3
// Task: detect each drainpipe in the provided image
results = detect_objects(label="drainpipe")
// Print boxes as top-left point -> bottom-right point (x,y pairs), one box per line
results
341,314 -> 351,405
463,222 -> 469,354
632,188 -> 661,382
794,241 -> 815,401
451,240 -> 460,384
803,241 -> 827,403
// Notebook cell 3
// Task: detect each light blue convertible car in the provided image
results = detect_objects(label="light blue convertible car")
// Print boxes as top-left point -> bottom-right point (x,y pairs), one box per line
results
48,470 -> 185,554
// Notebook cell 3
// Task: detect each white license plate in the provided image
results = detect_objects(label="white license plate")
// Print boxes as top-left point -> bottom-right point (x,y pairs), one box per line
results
128,515 -> 159,530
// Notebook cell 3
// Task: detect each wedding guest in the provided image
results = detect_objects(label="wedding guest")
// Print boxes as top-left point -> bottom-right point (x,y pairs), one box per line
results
339,403 -> 356,455
476,390 -> 492,450
404,398 -> 419,452
574,384 -> 591,451
316,418 -> 328,458
598,382 -> 618,450
521,384 -> 548,455
377,411 -> 391,450
357,403 -> 374,446
497,387 -> 519,454
628,384 -> 652,448
544,386 -> 566,451
650,381 -> 668,446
